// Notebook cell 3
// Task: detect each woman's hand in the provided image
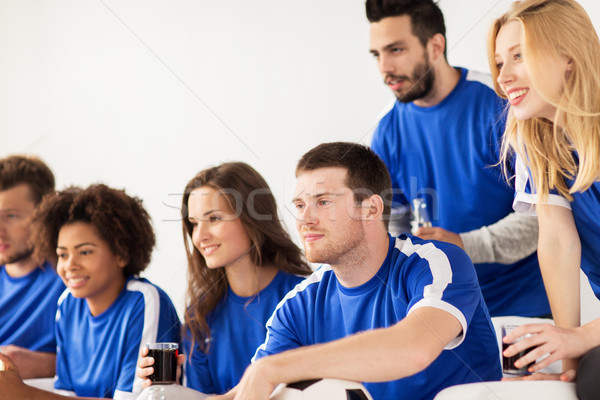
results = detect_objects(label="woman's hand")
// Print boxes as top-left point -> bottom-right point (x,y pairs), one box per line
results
136,346 -> 186,389
501,370 -> 576,382
136,346 -> 154,389
502,323 -> 591,373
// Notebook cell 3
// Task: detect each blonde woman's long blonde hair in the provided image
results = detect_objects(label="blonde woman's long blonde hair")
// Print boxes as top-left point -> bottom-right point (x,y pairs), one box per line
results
488,0 -> 600,200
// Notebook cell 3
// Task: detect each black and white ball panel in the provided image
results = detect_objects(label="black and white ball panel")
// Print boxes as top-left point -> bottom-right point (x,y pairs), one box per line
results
270,378 -> 373,400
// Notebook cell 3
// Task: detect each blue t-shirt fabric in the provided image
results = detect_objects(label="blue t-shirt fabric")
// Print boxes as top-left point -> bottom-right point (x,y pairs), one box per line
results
182,271 -> 305,395
371,67 -> 550,318
54,277 -> 181,400
254,234 -> 502,400
0,262 -> 65,352
514,154 -> 600,298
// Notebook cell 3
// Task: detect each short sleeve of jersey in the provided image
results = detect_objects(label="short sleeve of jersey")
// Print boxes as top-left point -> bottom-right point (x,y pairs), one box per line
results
114,297 -> 145,397
55,279 -> 181,399
115,280 -> 181,398
183,332 -> 216,394
401,238 -> 482,349
513,154 -> 571,214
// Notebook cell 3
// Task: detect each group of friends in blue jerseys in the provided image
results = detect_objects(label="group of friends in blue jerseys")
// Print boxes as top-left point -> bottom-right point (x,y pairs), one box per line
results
0,0 -> 599,399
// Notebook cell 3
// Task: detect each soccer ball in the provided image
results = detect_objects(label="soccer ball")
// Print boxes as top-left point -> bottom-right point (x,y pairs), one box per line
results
270,378 -> 373,400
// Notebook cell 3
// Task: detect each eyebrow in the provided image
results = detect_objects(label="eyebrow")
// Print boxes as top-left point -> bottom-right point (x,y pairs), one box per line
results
203,209 -> 221,216
369,40 -> 406,54
188,209 -> 222,220
291,191 -> 343,203
57,243 -> 97,250
496,43 -> 521,57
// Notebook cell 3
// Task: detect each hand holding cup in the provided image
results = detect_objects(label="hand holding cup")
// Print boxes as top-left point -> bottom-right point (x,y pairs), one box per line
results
138,343 -> 185,389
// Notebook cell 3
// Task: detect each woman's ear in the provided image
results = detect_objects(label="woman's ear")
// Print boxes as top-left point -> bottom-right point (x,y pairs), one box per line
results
117,255 -> 129,268
566,57 -> 573,71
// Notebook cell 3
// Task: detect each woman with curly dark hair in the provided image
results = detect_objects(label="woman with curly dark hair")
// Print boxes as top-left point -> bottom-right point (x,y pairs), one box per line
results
137,162 -> 312,395
0,184 -> 181,400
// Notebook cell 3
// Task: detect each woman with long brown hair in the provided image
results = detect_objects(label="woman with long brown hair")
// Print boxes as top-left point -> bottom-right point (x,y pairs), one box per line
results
139,162 -> 311,395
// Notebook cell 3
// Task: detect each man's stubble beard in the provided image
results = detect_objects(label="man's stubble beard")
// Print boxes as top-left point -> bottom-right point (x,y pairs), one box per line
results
1,247 -> 34,266
395,57 -> 435,103
304,224 -> 366,270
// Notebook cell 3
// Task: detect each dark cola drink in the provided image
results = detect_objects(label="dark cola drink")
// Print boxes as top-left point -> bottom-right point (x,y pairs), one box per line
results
147,343 -> 178,383
502,342 -> 535,375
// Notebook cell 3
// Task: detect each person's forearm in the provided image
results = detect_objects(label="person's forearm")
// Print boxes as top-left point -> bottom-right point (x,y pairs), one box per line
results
260,329 -> 423,384
537,204 -> 581,371
257,308 -> 460,385
537,206 -> 580,328
0,346 -> 56,380
17,351 -> 56,379
459,212 -> 538,264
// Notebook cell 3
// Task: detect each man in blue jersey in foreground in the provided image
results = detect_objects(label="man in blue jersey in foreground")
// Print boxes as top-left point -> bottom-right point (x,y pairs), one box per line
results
366,0 -> 549,318
0,155 -> 65,379
216,142 -> 501,400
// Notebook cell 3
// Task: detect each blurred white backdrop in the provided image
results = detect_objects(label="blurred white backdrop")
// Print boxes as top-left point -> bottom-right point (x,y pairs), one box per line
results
1,0 -> 599,321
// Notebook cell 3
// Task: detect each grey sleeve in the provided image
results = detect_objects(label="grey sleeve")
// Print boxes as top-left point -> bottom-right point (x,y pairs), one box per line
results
459,212 -> 539,265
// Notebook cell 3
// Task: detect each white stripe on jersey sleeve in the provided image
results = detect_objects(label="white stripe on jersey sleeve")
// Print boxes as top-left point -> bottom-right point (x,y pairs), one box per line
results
513,154 -> 571,215
126,279 -> 162,395
251,266 -> 331,363
55,288 -> 71,323
399,237 -> 469,349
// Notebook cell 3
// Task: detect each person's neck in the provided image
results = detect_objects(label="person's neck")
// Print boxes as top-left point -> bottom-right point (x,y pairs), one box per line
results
332,232 -> 390,288
5,256 -> 40,278
225,257 -> 278,298
87,276 -> 126,317
413,63 -> 461,108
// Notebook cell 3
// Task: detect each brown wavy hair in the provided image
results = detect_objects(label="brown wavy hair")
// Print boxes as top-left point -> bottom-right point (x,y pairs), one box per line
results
31,184 -> 155,277
181,162 -> 311,352
0,155 -> 54,205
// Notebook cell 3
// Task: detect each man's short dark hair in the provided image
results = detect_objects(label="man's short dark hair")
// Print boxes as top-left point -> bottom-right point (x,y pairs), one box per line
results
366,0 -> 447,58
0,155 -> 55,204
296,142 -> 392,229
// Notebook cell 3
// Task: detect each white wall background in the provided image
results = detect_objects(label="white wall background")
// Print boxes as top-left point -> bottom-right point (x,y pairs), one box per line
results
1,0 -> 599,322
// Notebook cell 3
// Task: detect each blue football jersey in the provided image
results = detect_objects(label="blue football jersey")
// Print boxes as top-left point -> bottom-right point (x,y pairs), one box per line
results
514,154 -> 600,298
183,271 -> 305,395
254,234 -> 502,400
0,262 -> 65,352
54,277 -> 181,399
371,68 -> 550,317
